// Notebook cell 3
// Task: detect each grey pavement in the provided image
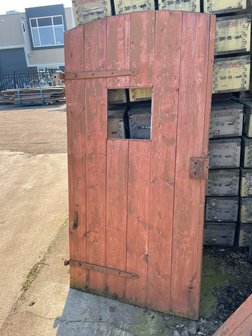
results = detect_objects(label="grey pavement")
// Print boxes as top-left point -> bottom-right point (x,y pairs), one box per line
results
0,104 -> 68,328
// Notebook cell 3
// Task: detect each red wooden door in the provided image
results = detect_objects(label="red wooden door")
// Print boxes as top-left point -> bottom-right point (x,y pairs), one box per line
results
65,11 -> 215,319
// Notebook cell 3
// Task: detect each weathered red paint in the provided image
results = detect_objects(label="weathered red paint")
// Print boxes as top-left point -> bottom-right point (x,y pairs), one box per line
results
65,10 -> 215,319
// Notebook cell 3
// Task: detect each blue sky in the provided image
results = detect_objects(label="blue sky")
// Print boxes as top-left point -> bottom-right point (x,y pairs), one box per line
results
0,0 -> 72,15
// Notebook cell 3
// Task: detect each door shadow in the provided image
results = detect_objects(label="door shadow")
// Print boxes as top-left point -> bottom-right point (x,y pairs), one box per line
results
53,289 -> 149,336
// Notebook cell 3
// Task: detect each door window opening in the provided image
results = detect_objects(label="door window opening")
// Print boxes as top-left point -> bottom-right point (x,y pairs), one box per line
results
107,88 -> 152,140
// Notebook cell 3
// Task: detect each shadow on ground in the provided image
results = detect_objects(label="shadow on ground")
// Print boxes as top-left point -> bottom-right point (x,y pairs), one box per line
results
53,248 -> 252,336
53,289 -> 185,336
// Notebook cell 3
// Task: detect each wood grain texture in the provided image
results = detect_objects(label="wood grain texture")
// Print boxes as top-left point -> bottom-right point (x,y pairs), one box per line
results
170,13 -> 212,319
106,14 -> 130,88
126,141 -> 150,304
84,19 -> 107,292
66,11 -> 215,319
147,10 -> 182,312
213,295 -> 252,336
129,11 -> 155,87
65,26 -> 87,289
125,12 -> 154,304
196,14 -> 216,315
106,140 -> 128,298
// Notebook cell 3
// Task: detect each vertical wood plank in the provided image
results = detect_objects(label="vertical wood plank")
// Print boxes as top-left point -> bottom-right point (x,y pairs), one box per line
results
147,11 -> 182,312
126,12 -> 154,305
106,14 -> 130,88
106,140 -> 128,298
170,13 -> 212,319
126,141 -> 150,304
84,19 -> 107,292
129,11 -> 155,87
65,26 -> 87,289
196,15 -> 216,314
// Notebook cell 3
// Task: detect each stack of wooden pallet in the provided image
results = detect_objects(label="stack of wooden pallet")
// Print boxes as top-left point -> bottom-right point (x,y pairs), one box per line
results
0,86 -> 66,106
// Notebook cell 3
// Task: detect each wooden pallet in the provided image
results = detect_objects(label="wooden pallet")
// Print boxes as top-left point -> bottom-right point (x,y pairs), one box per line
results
0,86 -> 65,106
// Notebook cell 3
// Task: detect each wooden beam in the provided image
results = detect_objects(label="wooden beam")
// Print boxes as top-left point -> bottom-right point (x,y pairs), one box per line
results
213,295 -> 252,336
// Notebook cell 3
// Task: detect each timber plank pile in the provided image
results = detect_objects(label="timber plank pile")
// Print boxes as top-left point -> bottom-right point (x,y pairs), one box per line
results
0,86 -> 66,106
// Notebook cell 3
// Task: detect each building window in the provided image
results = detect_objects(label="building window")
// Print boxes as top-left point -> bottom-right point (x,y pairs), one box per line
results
29,15 -> 64,48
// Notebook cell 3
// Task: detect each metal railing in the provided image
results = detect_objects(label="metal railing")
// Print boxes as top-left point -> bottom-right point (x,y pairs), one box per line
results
0,70 -> 58,91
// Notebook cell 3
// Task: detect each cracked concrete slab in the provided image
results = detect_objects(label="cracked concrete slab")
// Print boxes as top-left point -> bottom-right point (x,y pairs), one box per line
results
0,104 -> 68,328
0,151 -> 68,328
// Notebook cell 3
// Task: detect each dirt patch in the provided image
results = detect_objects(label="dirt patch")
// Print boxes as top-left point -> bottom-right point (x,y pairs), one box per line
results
169,247 -> 252,335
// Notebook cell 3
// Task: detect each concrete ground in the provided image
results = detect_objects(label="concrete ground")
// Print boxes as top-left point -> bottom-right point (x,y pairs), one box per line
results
1,104 -> 251,336
0,104 -> 68,328
0,228 -> 185,336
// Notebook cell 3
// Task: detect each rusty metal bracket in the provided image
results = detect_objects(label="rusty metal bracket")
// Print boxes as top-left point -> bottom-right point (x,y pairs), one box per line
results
61,70 -> 137,80
64,259 -> 139,279
189,157 -> 209,179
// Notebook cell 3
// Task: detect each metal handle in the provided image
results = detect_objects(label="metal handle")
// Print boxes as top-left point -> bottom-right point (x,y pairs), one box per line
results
72,210 -> 78,230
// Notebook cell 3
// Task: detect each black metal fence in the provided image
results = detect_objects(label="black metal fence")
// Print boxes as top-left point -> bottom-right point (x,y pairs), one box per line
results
0,71 -> 57,91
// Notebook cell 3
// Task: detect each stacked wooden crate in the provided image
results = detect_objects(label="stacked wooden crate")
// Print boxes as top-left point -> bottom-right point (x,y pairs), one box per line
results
236,99 -> 252,246
72,0 -> 201,25
206,3 -> 251,94
205,101 -> 243,246
203,0 -> 252,246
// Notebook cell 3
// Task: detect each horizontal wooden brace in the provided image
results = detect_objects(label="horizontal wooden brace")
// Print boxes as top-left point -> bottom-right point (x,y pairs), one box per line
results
64,259 -> 139,279
61,70 -> 137,80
